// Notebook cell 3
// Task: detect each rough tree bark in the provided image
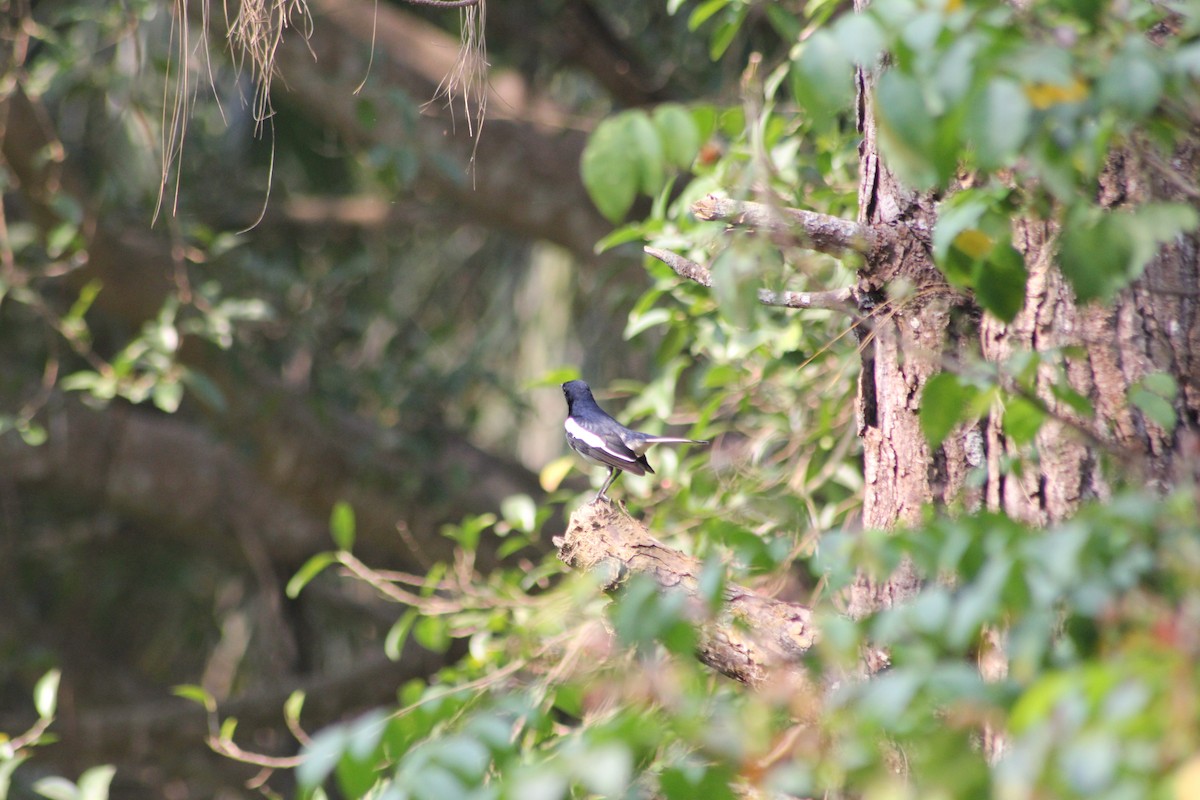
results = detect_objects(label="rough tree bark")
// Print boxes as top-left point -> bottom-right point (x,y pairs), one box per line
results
851,24 -> 1199,543
556,502 -> 818,687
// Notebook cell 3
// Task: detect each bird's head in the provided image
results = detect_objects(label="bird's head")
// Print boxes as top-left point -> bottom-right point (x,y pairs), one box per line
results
561,379 -> 594,411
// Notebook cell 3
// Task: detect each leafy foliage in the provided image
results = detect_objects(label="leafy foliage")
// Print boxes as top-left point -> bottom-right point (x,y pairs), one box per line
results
249,485 -> 1200,799
1,670 -> 116,800
229,0 -> 1200,798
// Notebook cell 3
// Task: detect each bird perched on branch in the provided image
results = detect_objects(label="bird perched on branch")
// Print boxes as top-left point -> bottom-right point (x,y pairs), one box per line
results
561,379 -> 708,502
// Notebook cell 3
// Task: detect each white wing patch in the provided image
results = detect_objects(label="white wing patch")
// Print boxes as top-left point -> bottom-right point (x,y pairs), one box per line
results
565,417 -> 638,465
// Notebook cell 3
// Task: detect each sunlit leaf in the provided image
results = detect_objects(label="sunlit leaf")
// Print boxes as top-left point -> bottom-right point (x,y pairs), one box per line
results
34,670 -> 61,720
76,765 -> 116,800
32,776 -> 77,800
384,609 -> 419,661
500,494 -> 537,534
330,501 -> 356,551
286,552 -> 336,599
172,684 -> 216,713
539,455 -> 576,493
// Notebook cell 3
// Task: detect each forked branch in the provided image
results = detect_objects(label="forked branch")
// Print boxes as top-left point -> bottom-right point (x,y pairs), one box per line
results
644,246 -> 856,313
555,502 -> 818,686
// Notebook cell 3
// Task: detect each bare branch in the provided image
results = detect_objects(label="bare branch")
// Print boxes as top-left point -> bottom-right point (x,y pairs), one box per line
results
692,194 -> 893,257
758,287 -> 855,311
644,246 -> 857,314
644,245 -> 712,286
556,502 -> 818,686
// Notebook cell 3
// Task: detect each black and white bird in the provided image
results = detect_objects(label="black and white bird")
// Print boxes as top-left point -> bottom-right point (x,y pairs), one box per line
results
561,379 -> 708,502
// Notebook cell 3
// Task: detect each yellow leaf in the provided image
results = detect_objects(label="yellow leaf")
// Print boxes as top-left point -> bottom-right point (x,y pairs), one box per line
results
1024,78 -> 1088,109
954,228 -> 994,260
540,455 -> 577,492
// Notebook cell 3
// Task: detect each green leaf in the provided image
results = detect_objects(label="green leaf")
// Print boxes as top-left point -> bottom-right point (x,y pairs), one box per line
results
708,8 -> 746,60
710,243 -> 768,329
575,744 -> 633,796
385,609 -> 420,660
581,116 -> 640,223
414,615 -> 452,654
219,716 -> 238,741
1051,382 -> 1093,417
653,104 -> 701,169
1002,395 -> 1046,445
76,765 -> 116,800
625,307 -> 673,339
0,755 -> 29,798
791,31 -> 853,122
407,764 -> 467,800
283,690 -> 306,729
346,710 -> 388,761
172,684 -> 216,713
627,111 -> 667,195
1058,207 -> 1135,303
1060,203 -> 1198,302
286,552 -> 336,599
920,373 -> 979,447
1126,203 -> 1199,271
763,4 -> 801,43
500,494 -> 536,534
974,243 -> 1028,323
432,735 -> 491,782
17,421 -> 48,447
336,752 -> 380,800
594,224 -> 648,255
1099,45 -> 1162,119
1140,371 -> 1177,397
874,71 -> 939,189
33,776 -> 78,800
330,501 -> 356,551
687,0 -> 729,31
151,379 -> 183,413
967,78 -> 1030,169
180,368 -> 227,412
298,725 -> 350,789
1130,373 -> 1177,432
34,669 -> 61,720
832,13 -> 884,67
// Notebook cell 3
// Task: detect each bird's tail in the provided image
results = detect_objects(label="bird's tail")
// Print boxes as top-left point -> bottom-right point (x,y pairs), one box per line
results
642,436 -> 708,446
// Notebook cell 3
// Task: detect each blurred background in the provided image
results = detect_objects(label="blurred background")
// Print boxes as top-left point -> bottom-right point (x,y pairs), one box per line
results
0,1 -> 861,795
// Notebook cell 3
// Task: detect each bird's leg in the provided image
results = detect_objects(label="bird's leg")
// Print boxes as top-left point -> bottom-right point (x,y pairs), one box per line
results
595,467 -> 621,502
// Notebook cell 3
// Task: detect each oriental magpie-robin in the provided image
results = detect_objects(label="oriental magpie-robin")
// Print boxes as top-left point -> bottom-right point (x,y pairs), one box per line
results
562,379 -> 707,502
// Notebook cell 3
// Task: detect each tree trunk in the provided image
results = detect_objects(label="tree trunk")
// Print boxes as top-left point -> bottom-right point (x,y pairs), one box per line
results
850,22 -> 1200,611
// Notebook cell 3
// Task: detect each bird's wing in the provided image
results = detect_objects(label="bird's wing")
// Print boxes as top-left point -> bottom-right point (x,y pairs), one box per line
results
565,416 -> 650,475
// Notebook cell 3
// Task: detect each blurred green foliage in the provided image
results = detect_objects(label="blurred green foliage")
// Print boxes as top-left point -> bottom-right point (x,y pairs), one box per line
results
257,0 -> 1200,798
269,487 -> 1199,799
5,0 -> 1200,796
